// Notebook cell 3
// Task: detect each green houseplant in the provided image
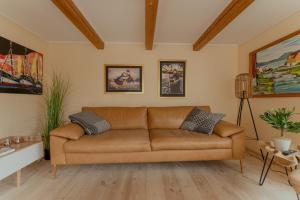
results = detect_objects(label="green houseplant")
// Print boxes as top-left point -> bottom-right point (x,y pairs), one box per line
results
260,107 -> 300,151
42,73 -> 69,160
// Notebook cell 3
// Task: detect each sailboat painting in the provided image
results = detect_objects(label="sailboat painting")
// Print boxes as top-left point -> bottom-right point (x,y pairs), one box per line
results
0,36 -> 43,94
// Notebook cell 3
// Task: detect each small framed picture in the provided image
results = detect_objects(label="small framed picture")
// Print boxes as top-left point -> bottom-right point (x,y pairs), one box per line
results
159,60 -> 186,97
105,65 -> 143,93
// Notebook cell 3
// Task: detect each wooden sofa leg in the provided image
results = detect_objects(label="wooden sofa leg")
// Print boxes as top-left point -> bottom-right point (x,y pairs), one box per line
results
240,160 -> 244,174
52,164 -> 57,178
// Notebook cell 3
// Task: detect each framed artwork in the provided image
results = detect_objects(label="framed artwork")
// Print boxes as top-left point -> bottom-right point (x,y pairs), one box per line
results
159,60 -> 186,97
0,35 -> 43,95
250,29 -> 300,97
105,65 -> 143,93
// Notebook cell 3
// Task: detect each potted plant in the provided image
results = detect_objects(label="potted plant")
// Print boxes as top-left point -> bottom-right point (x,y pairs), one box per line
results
260,107 -> 300,152
42,73 -> 69,160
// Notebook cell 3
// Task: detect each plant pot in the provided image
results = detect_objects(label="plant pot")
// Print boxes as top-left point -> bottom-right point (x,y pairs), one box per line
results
44,149 -> 51,160
273,137 -> 292,152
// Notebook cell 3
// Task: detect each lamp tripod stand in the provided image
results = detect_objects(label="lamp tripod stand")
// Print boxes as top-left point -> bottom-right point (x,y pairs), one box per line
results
236,91 -> 264,159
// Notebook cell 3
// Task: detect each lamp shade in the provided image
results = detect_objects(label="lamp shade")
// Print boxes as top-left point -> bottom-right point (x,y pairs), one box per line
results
235,73 -> 251,99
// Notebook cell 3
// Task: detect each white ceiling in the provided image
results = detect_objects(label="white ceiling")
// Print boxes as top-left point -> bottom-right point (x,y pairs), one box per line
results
0,0 -> 86,41
73,0 -> 144,43
212,0 -> 300,44
0,0 -> 300,45
155,0 -> 231,43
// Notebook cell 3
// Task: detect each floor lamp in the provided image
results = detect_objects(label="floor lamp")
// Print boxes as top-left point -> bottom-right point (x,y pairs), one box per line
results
235,73 -> 264,159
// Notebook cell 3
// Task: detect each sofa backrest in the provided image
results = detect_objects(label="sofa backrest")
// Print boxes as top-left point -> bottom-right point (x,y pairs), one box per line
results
82,107 -> 148,130
148,106 -> 211,129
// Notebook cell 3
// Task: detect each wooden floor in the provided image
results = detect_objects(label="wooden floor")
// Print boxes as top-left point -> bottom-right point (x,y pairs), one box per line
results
0,154 -> 297,200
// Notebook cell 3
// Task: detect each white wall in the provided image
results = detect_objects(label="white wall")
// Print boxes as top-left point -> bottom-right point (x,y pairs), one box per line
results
0,15 -> 48,138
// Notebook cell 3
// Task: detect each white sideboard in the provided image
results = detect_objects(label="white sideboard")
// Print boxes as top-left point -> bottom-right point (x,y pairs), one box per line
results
0,142 -> 44,187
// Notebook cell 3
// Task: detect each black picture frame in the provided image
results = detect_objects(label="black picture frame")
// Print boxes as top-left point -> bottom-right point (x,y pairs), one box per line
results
105,65 -> 143,93
159,60 -> 186,97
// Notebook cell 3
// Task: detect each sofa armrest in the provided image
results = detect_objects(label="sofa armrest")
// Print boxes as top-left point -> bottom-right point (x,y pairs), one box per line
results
50,135 -> 68,165
213,120 -> 244,137
231,132 -> 245,159
50,123 -> 84,140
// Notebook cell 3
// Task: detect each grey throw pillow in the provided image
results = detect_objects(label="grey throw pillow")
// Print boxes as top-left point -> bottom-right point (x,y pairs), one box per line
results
181,108 -> 225,135
69,112 -> 111,135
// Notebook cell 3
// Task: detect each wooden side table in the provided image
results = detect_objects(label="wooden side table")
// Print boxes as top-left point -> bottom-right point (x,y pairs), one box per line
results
0,141 -> 44,187
258,141 -> 298,186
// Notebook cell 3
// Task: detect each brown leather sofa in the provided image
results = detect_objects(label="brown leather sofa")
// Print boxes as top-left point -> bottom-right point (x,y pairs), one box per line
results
50,106 -> 245,177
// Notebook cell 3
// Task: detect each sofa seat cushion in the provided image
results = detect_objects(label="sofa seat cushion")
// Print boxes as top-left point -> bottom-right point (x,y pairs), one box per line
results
150,129 -> 232,151
64,129 -> 151,153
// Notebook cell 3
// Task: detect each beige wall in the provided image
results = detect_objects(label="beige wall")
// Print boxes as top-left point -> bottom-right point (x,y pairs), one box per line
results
48,42 -> 239,122
1,4 -> 300,152
0,15 -> 48,138
239,11 -> 300,152
0,15 -> 239,139
3,7 -> 300,149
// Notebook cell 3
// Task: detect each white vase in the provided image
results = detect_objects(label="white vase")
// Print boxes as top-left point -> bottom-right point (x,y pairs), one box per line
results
273,137 -> 292,152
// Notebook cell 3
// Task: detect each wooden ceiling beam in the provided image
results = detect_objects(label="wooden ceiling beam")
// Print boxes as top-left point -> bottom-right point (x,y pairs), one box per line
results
52,0 -> 104,49
193,0 -> 254,51
145,0 -> 159,50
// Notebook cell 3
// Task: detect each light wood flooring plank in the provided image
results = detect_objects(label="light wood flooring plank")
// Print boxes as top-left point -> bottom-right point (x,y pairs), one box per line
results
0,154 -> 296,200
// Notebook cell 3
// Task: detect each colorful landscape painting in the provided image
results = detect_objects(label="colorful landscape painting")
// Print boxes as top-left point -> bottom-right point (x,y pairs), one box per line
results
250,30 -> 300,97
0,36 -> 43,94
105,65 -> 143,93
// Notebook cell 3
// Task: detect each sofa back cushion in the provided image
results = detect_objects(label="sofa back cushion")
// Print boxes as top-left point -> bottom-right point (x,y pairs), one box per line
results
82,107 -> 148,130
148,106 -> 211,129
